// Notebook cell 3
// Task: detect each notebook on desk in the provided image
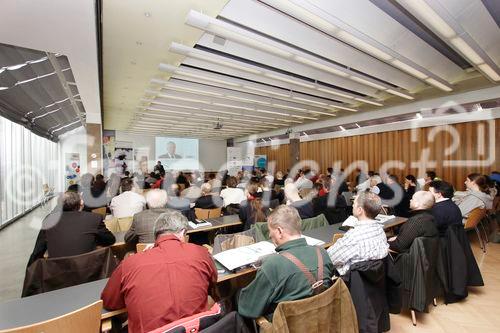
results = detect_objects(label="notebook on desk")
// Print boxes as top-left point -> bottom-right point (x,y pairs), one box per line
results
188,219 -> 212,229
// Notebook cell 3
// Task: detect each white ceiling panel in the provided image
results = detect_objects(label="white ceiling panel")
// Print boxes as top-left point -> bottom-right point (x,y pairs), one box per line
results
218,0 -> 423,91
305,0 -> 465,82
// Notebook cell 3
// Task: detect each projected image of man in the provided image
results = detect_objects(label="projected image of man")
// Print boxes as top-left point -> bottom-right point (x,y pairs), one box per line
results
159,141 -> 181,159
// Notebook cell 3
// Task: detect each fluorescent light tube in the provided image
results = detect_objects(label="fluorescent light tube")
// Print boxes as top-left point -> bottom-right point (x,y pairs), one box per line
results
391,59 -> 428,79
294,56 -> 349,77
449,37 -> 483,65
354,98 -> 383,106
316,87 -> 353,99
478,63 -> 500,81
337,31 -> 392,61
350,76 -> 386,90
425,78 -> 453,91
385,89 -> 414,100
403,0 -> 456,38
264,73 -> 315,88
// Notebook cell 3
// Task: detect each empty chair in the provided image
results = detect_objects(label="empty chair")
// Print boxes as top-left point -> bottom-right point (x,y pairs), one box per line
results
91,206 -> 107,218
256,278 -> 358,333
195,207 -> 222,219
212,228 -> 257,254
464,208 -> 487,253
0,300 -> 102,333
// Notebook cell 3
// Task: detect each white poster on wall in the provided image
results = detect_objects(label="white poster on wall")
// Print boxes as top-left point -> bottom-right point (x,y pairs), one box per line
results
227,147 -> 242,176
65,153 -> 80,189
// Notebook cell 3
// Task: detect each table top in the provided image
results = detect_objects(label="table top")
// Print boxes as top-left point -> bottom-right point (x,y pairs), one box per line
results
186,214 -> 241,234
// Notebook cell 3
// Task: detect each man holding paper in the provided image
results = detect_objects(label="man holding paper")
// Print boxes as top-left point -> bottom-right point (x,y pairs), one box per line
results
238,205 -> 334,319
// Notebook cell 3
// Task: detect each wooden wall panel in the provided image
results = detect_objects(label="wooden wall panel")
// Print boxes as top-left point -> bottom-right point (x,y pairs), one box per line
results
255,119 -> 500,191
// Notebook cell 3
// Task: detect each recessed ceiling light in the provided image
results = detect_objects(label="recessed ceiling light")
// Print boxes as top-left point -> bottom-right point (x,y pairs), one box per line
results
136,41 -> 143,46
130,61 -> 136,65
144,12 -> 151,17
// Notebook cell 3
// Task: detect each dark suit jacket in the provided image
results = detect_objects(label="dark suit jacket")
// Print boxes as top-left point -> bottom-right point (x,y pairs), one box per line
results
28,211 -> 115,267
124,208 -> 169,244
195,195 -> 224,209
431,199 -> 463,236
389,210 -> 438,253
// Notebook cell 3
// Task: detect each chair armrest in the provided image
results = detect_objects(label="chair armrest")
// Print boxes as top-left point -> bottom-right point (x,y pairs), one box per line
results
203,244 -> 213,254
256,316 -> 272,329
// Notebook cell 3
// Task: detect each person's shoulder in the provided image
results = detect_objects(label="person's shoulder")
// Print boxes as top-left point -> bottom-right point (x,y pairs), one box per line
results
182,243 -> 213,259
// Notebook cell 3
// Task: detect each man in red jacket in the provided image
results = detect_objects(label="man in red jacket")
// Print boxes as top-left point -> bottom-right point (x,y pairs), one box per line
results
101,209 -> 217,333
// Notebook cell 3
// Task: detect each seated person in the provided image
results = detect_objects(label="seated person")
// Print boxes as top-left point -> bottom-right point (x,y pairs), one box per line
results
109,178 -> 146,218
388,191 -> 438,253
285,183 -> 314,219
166,184 -> 191,215
102,210 -> 217,333
327,192 -> 389,275
239,182 -> 271,230
194,183 -> 223,209
28,192 -> 115,266
124,189 -> 169,245
238,205 -> 334,318
429,180 -> 463,236
453,173 -> 493,222
220,176 -> 246,207
181,183 -> 202,203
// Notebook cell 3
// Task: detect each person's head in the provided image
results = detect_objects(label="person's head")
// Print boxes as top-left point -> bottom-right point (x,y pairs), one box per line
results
267,205 -> 302,246
59,191 -> 83,212
226,176 -> 238,188
368,171 -> 375,177
275,171 -> 283,180
353,192 -> 382,220
153,209 -> 188,241
370,175 -> 383,187
465,173 -> 489,193
387,174 -> 399,185
124,171 -> 130,178
425,170 -> 436,182
169,183 -> 180,197
146,189 -> 168,209
157,161 -> 162,165
428,180 -> 454,200
95,174 -> 104,182
410,191 -> 435,210
405,175 -> 417,186
167,142 -> 176,155
67,184 -> 81,193
120,178 -> 134,193
201,182 -> 212,195
327,167 -> 333,175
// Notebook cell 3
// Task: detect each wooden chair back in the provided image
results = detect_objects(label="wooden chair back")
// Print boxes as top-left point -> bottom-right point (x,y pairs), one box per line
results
0,300 -> 102,333
136,243 -> 153,252
332,233 -> 344,246
117,217 -> 133,232
104,218 -> 119,233
91,207 -> 107,218
195,207 -> 222,219
464,208 -> 487,229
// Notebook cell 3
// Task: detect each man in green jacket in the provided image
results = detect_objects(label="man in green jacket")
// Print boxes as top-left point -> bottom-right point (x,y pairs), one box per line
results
238,205 -> 334,318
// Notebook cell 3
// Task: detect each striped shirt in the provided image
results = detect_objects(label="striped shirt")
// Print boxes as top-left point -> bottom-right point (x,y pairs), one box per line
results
327,219 -> 389,275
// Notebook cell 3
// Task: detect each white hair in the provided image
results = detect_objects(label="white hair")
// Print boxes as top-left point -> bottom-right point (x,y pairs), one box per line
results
146,189 -> 168,209
201,182 -> 212,195
153,209 -> 188,238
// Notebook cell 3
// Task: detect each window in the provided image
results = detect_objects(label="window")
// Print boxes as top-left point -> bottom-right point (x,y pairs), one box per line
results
0,116 -> 60,226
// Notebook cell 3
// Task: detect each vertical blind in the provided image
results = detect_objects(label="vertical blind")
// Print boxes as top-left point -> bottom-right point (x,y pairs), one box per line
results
0,115 -> 59,226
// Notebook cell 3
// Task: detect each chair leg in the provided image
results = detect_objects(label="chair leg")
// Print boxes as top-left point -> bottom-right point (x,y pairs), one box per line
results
480,218 -> 489,243
433,298 -> 437,306
411,310 -> 417,326
475,226 -> 486,253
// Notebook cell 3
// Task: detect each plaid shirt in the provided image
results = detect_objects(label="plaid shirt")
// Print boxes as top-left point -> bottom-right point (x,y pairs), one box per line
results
327,219 -> 389,275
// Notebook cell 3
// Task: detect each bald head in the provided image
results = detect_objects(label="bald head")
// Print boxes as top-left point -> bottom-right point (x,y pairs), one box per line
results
410,191 -> 435,210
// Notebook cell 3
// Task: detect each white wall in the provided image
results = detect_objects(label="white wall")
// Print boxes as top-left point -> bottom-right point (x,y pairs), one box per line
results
114,131 -> 228,172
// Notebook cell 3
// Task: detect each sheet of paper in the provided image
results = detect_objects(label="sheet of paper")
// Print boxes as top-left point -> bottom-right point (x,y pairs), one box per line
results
301,235 -> 325,246
213,241 -> 276,271
342,215 -> 359,227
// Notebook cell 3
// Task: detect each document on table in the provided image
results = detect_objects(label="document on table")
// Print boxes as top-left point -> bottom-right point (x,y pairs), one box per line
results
301,235 -> 325,246
213,241 -> 276,271
375,214 -> 396,223
342,214 -> 395,226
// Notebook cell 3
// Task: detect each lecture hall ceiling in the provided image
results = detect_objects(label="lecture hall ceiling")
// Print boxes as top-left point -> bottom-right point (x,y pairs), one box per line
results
103,0 -> 500,139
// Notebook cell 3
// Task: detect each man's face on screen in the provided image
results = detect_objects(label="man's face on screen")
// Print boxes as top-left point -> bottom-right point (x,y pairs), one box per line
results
167,142 -> 176,155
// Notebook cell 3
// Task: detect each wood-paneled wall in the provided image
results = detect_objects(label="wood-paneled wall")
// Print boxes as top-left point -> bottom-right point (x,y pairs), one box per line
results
256,119 -> 500,191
